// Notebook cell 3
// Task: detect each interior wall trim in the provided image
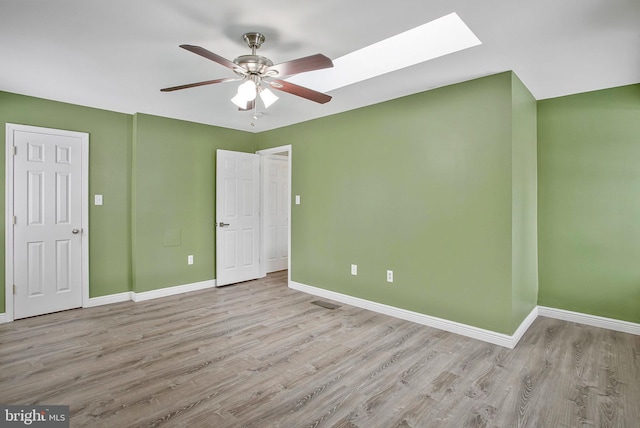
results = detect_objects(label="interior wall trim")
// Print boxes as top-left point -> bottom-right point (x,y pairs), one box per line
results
538,306 -> 640,336
86,292 -> 133,308
512,305 -> 539,345
0,279 -> 216,322
289,281 -> 536,349
84,279 -> 219,308
131,279 -> 217,302
7,282 -> 638,341
2,279 -> 218,321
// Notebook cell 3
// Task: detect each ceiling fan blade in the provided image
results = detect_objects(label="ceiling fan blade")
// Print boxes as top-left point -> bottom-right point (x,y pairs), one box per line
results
267,54 -> 333,77
269,80 -> 332,104
238,99 -> 256,111
180,44 -> 238,70
161,77 -> 236,92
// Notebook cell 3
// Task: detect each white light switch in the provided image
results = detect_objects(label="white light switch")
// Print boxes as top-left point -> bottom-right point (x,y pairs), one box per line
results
351,264 -> 358,276
95,195 -> 103,206
188,255 -> 194,265
295,195 -> 301,205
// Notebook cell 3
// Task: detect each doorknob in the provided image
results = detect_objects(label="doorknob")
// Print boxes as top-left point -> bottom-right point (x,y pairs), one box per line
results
72,229 -> 80,234
218,222 -> 230,227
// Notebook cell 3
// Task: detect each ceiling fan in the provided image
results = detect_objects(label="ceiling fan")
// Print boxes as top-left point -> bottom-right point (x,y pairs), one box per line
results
161,32 -> 334,111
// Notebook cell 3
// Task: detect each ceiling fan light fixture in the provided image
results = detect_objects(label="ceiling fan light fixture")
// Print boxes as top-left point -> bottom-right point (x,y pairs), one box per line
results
259,87 -> 279,108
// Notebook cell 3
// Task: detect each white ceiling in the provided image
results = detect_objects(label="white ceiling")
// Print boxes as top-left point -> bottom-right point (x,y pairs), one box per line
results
1,0 -> 639,133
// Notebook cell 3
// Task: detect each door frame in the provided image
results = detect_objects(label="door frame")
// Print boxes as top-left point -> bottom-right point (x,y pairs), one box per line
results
5,123 -> 89,322
257,145 -> 291,284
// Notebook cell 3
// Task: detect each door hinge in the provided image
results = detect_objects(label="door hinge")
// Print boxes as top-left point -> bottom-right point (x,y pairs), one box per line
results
13,146 -> 17,156
12,215 -> 17,225
13,284 -> 17,295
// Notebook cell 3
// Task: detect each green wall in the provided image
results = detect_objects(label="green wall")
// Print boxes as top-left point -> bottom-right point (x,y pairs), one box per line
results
0,91 -> 133,312
131,113 -> 255,293
538,84 -> 640,323
3,74 -> 635,333
258,72 -> 537,334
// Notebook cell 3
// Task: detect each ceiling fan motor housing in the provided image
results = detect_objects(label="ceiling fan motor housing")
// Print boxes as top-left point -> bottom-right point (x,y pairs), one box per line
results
233,33 -> 274,77
233,54 -> 274,75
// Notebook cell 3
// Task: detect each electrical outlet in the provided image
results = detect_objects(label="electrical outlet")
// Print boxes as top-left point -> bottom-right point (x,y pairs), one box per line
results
387,270 -> 393,283
351,264 -> 358,275
188,255 -> 194,265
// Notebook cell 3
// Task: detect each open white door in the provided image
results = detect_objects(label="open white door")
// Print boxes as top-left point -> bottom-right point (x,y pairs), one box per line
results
215,150 -> 261,286
7,124 -> 88,320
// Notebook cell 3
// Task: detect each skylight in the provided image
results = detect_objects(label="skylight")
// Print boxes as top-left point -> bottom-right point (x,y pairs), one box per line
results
287,12 -> 481,92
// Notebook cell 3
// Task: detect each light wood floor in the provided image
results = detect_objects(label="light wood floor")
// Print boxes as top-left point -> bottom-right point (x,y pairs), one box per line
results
1,271 -> 639,427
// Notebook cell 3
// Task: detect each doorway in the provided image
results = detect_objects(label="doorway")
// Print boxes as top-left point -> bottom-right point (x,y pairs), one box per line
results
214,145 -> 291,287
5,124 -> 89,321
258,145 -> 291,282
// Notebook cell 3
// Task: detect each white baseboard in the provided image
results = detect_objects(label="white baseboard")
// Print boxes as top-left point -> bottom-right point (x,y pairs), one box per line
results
2,279 -> 218,322
85,292 -> 133,308
289,281 -> 536,349
538,306 -> 640,336
7,278 -> 637,342
84,280 -> 217,307
512,305 -> 539,345
132,279 -> 217,302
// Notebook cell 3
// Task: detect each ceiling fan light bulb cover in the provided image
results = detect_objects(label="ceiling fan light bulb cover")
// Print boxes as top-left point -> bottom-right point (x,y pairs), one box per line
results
259,88 -> 279,108
238,80 -> 258,100
231,93 -> 248,108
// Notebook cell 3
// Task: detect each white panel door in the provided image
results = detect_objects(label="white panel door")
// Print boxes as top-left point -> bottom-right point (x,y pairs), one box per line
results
216,150 -> 260,286
264,157 -> 289,273
13,129 -> 84,319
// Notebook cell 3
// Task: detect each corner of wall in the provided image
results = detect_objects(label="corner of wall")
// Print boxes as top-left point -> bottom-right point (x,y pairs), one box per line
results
131,113 -> 139,293
510,73 -> 539,332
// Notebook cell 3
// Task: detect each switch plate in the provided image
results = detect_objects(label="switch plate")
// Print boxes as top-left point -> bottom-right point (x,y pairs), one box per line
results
188,255 -> 194,265
387,270 -> 393,282
95,194 -> 103,206
295,195 -> 301,205
351,264 -> 358,275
